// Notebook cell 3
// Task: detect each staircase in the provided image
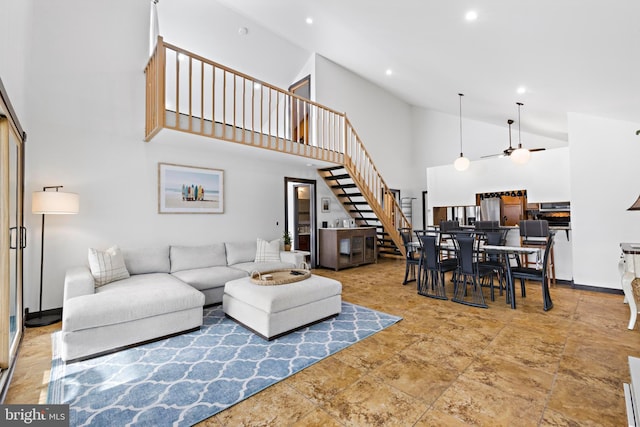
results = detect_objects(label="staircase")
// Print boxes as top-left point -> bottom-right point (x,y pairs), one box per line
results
318,166 -> 402,256
144,36 -> 410,256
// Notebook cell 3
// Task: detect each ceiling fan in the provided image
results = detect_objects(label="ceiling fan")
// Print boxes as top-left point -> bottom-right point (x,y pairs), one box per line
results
482,103 -> 546,160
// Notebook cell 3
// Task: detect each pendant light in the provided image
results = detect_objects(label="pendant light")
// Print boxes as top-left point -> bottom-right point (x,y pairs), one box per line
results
511,102 -> 531,164
453,93 -> 470,171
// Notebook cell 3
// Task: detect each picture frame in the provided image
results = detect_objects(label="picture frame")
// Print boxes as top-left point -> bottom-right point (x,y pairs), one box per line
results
158,163 -> 224,214
321,197 -> 330,213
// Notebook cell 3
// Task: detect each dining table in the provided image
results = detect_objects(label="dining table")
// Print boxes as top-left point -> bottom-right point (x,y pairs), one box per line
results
482,244 -> 547,310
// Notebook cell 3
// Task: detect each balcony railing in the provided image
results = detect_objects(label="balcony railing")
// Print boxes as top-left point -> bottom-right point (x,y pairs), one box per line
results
144,36 -> 410,252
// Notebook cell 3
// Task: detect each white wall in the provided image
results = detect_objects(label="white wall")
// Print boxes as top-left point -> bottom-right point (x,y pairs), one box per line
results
15,0 -> 326,313
569,113 -> 640,288
314,55 -> 414,193
426,148 -> 571,207
0,0 -> 30,120
412,107 -> 567,170
158,0 -> 311,92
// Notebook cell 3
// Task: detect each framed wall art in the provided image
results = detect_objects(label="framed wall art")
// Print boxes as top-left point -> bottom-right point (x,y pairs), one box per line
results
158,163 -> 224,214
321,197 -> 330,213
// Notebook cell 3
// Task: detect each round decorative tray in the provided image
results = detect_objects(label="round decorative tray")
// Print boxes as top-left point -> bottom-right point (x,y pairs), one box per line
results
250,269 -> 311,286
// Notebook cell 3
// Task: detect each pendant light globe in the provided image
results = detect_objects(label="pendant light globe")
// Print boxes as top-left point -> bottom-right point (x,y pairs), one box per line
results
454,155 -> 470,171
453,93 -> 470,171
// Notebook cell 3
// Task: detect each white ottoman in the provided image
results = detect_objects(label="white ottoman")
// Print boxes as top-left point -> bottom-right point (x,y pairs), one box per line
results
223,274 -> 342,340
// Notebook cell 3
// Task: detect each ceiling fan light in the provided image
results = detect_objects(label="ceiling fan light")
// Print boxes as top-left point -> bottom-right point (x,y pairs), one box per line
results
511,147 -> 530,164
454,155 -> 470,171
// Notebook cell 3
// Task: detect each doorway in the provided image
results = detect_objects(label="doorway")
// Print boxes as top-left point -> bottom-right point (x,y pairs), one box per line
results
288,75 -> 311,144
284,177 -> 317,267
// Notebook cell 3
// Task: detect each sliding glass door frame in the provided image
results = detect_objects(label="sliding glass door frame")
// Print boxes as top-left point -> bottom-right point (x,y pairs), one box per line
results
0,77 -> 26,400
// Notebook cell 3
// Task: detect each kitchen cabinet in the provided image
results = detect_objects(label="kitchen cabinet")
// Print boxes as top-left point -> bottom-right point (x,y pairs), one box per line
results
319,227 -> 377,271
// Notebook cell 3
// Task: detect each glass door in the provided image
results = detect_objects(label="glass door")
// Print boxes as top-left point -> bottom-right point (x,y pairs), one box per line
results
0,109 -> 25,383
8,123 -> 23,359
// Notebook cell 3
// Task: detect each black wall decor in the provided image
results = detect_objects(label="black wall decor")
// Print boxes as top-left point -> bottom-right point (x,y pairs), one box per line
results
478,190 -> 527,200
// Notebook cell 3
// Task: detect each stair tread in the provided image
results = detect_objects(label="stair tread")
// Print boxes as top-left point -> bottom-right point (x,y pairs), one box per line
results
324,174 -> 351,180
318,166 -> 345,172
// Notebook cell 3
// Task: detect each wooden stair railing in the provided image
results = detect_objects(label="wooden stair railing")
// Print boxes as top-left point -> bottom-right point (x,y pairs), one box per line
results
144,36 -> 410,255
318,166 -> 404,256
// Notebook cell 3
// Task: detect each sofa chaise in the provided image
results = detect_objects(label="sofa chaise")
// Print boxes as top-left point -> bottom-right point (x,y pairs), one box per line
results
61,240 -> 304,362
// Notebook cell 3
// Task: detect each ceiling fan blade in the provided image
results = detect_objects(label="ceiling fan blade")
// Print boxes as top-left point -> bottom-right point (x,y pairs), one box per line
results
480,153 -> 504,159
529,147 -> 546,152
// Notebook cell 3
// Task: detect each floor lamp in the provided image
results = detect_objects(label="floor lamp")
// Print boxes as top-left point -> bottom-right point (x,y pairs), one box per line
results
25,186 -> 79,328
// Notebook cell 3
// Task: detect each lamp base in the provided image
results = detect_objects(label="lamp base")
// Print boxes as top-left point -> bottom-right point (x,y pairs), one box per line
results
25,313 -> 62,328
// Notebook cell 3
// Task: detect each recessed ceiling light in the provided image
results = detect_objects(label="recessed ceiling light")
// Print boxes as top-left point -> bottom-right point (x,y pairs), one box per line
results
238,27 -> 249,36
306,17 -> 313,25
385,69 -> 393,76
517,86 -> 527,94
465,10 -> 478,21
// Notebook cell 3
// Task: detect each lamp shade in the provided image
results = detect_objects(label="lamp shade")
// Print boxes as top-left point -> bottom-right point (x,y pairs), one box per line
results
628,195 -> 640,211
32,191 -> 79,214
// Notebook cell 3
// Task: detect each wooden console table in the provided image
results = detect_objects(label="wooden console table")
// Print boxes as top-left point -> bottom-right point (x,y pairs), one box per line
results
319,227 -> 377,271
620,243 -> 640,330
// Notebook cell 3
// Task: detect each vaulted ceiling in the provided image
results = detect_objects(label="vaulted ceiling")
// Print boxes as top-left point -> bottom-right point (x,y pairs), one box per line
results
215,0 -> 640,142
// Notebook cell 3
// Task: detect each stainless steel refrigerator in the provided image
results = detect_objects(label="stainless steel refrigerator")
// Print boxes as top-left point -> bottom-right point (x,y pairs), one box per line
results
480,197 -> 503,223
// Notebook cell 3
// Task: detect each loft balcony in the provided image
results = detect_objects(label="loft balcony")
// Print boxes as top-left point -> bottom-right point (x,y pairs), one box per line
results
144,36 -> 409,255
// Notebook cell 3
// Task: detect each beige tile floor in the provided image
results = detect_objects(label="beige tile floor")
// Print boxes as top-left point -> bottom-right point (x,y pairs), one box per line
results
6,257 -> 637,426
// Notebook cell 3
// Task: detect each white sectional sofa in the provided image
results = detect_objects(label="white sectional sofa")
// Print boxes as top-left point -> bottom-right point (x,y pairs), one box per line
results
61,240 -> 304,362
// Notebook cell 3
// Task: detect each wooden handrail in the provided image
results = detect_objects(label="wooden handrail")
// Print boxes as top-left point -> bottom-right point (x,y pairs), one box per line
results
144,36 -> 410,251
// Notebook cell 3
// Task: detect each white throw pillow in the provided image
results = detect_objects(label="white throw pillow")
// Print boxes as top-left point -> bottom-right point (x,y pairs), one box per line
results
225,241 -> 257,265
88,246 -> 130,287
255,238 -> 281,263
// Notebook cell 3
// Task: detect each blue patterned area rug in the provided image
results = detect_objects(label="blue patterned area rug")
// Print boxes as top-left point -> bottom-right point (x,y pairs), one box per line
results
48,302 -> 401,426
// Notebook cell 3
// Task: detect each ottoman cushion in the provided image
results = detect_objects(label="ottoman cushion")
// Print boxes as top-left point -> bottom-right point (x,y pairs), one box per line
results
224,275 -> 342,313
223,274 -> 342,339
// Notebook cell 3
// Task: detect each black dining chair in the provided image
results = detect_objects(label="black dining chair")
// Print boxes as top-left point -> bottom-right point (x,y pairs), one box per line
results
510,232 -> 555,311
451,234 -> 494,308
399,227 -> 419,285
439,220 -> 460,262
439,220 -> 461,232
474,220 -> 500,231
477,230 -> 507,301
417,233 -> 457,300
519,220 -> 556,285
